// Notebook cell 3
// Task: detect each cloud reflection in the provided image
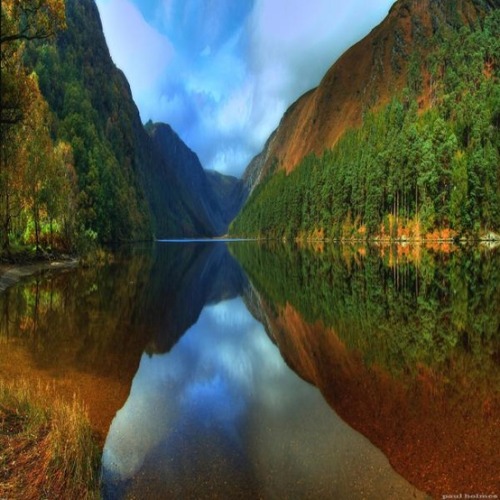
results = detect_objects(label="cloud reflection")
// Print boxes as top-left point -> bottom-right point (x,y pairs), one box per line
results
102,297 -> 278,481
102,296 -> 422,498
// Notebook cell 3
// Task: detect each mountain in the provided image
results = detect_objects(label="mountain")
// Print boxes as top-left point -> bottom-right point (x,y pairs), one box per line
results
232,0 -> 499,239
2,0 -> 242,251
146,122 -> 246,236
206,170 -> 248,228
245,0 -> 499,183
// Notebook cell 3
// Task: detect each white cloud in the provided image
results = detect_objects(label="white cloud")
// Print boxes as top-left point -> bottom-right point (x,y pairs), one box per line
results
216,82 -> 253,133
96,0 -> 174,102
197,0 -> 396,175
96,0 -> 395,177
237,0 -> 396,173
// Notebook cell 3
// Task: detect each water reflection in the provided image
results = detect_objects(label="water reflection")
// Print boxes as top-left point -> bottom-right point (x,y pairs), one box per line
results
138,241 -> 248,353
102,297 -> 422,500
0,249 -> 155,439
0,242 -> 247,440
4,241 -> 492,498
231,242 -> 500,497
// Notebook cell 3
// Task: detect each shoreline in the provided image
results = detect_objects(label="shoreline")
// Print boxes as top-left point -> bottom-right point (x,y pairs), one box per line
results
229,235 -> 500,247
0,258 -> 79,294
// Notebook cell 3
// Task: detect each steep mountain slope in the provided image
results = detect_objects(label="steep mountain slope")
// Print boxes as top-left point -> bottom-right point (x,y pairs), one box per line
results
246,0 -> 499,185
206,170 -> 248,229
146,123 -> 246,236
26,0 -> 240,241
232,0 -> 499,239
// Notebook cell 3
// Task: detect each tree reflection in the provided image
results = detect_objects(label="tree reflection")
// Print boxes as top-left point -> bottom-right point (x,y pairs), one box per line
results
231,242 -> 500,497
0,242 -> 247,440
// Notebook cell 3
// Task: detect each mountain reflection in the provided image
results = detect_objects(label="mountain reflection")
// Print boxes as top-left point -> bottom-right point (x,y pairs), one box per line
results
230,242 -> 500,498
0,242 -> 247,440
101,299 -> 263,496
101,297 -> 421,500
98,242 -> 422,499
4,241 -> 494,498
136,241 -> 248,353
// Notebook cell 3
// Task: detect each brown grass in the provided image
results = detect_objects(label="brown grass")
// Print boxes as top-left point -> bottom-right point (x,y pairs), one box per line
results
0,379 -> 101,500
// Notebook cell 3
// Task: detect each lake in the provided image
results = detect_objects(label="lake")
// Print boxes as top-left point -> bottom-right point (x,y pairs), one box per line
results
0,241 -> 498,499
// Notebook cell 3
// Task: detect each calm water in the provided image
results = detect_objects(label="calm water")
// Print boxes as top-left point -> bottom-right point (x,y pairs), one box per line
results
0,241 -> 498,499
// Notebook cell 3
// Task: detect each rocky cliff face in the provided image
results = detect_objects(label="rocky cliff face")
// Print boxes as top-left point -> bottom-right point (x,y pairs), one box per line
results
244,0 -> 499,189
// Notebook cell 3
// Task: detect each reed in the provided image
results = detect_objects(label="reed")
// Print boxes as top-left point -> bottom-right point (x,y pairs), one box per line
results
0,379 -> 101,499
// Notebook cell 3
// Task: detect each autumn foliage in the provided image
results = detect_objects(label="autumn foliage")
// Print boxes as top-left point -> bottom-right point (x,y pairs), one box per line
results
1,0 -> 75,253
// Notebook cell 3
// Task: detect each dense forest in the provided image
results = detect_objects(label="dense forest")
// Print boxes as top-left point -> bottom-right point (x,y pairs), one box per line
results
1,0 -> 244,257
1,0 -> 154,253
1,0 -> 76,252
231,11 -> 500,240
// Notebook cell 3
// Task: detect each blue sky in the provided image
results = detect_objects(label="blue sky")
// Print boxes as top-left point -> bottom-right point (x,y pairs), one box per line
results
95,0 -> 395,177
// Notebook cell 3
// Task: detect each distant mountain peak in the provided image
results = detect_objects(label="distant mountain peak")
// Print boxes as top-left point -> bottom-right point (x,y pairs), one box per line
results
147,122 -> 247,235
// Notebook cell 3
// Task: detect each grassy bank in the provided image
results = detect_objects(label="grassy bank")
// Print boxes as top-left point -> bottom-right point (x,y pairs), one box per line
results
0,380 -> 101,499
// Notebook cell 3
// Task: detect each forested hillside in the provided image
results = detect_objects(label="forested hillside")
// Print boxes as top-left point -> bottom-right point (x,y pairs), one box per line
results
231,8 -> 499,240
2,0 -> 152,251
1,0 -> 242,255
